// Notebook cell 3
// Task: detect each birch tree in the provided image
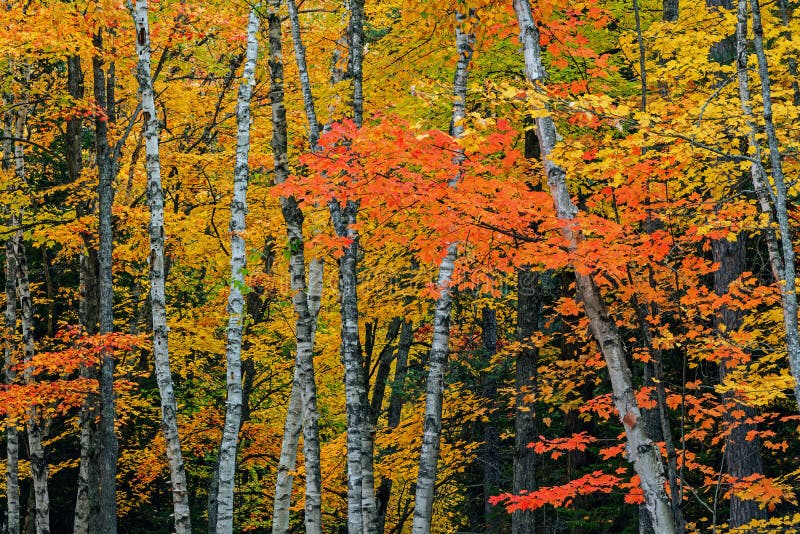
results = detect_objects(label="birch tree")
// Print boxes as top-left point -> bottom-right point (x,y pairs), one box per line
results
130,2 -> 192,531
733,0 -> 800,408
268,0 -> 324,530
215,7 -> 260,534
4,64 -> 51,534
512,0 -> 677,531
2,97 -> 19,534
411,11 -> 475,533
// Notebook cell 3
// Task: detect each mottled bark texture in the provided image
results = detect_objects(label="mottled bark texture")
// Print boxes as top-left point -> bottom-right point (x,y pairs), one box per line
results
411,12 -> 475,533
734,0 -> 800,409
513,1 -> 677,531
269,1 -> 324,530
131,2 -> 192,531
215,9 -> 259,534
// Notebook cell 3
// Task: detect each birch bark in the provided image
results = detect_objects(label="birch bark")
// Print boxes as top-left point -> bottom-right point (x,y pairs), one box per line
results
330,2 -> 373,531
411,12 -> 474,533
747,0 -> 800,407
4,253 -> 19,534
268,1 -> 323,530
734,0 -> 800,407
14,225 -> 51,534
6,66 -> 51,534
131,2 -> 191,531
215,8 -> 259,534
2,93 -> 20,534
512,1 -> 677,531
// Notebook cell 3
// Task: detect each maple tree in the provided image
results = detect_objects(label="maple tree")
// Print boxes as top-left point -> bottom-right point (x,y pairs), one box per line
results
2,0 -> 800,532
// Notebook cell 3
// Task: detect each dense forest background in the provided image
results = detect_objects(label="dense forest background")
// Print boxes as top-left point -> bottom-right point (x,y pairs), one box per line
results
2,0 -> 800,532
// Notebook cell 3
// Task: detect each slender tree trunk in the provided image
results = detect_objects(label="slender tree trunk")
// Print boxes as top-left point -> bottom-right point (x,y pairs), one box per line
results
271,367 -> 303,534
3,81 -> 20,534
67,50 -> 101,534
411,13 -> 475,533
481,308 -> 501,533
286,0 -> 320,149
131,3 -> 192,531
215,9 -> 259,534
512,1 -> 677,531
513,269 -> 539,534
369,319 -> 402,427
734,0 -> 800,408
376,320 -> 413,532
14,227 -> 50,534
663,0 -> 679,21
92,30 -> 119,533
747,0 -> 800,408
6,65 -> 50,534
4,241 -> 20,534
267,2 -> 324,530
325,1 -> 376,531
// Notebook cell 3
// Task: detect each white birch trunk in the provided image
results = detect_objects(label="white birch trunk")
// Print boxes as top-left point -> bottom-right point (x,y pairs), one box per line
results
13,226 -> 51,534
747,0 -> 800,406
2,98 -> 20,534
512,1 -> 677,531
271,367 -> 303,534
4,240 -> 19,534
215,8 -> 260,534
271,258 -> 324,534
411,12 -> 474,534
267,2 -> 324,530
131,2 -> 192,531
7,71 -> 51,534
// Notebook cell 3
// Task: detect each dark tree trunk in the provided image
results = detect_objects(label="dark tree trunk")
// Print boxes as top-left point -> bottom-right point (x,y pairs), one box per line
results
712,236 -> 765,527
92,30 -> 118,534
376,320 -> 413,532
513,268 -> 539,534
481,308 -> 501,533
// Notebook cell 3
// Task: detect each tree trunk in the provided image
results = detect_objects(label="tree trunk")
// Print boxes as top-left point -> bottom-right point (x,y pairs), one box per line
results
4,241 -> 20,534
215,8 -> 259,533
411,12 -> 475,533
286,0 -> 320,150
3,82 -> 21,534
512,1 -> 677,531
68,49 -> 102,534
733,0 -> 800,408
748,0 -> 800,408
92,30 -> 119,533
131,3 -> 192,532
513,268 -> 539,534
6,64 -> 51,534
481,308 -> 501,533
712,236 -> 766,527
271,367 -> 303,534
268,2 -> 324,530
14,228 -> 50,534
376,320 -> 413,532
369,319 -> 402,427
326,1 -> 376,531
663,0 -> 679,21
